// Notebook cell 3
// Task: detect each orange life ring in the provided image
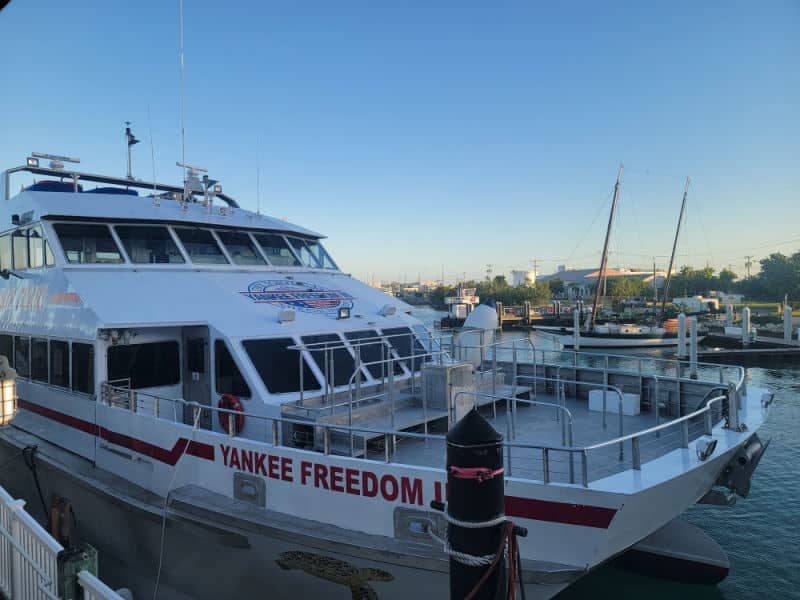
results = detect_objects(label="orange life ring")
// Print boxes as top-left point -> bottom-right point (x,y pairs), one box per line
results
218,394 -> 245,435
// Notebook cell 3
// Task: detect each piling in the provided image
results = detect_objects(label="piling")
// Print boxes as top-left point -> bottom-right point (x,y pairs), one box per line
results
677,313 -> 687,358
445,409 -> 506,599
742,307 -> 751,345
573,306 -> 580,350
784,304 -> 793,343
689,316 -> 698,379
725,304 -> 734,327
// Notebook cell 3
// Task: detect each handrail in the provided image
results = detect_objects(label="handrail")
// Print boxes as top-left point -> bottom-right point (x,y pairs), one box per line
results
101,365 -> 737,486
538,348 -> 745,392
580,395 -> 725,452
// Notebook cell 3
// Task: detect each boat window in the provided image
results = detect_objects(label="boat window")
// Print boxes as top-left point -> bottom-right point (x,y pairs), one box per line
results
214,340 -> 251,398
14,336 -> 29,378
115,226 -> 185,264
12,230 -> 27,269
28,226 -> 45,269
0,236 -> 10,271
50,340 -> 69,388
216,231 -> 266,266
286,237 -> 321,268
53,223 -> 124,264
343,330 -> 387,379
304,238 -> 337,270
45,240 -> 55,267
242,338 -> 321,394
31,338 -> 48,383
382,327 -> 429,372
0,335 -> 11,364
72,343 -> 94,394
174,228 -> 228,265
301,334 -> 364,387
252,233 -> 301,267
107,341 -> 180,389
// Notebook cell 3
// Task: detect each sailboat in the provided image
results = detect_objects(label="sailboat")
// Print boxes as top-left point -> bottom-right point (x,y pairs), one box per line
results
535,168 -> 704,348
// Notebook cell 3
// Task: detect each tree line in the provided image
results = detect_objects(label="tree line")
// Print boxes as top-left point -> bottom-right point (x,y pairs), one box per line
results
428,249 -> 800,309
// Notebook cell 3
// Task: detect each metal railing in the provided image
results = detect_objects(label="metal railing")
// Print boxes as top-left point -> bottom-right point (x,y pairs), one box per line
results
76,570 -> 125,600
0,486 -> 61,600
97,325 -> 747,488
101,375 -> 737,488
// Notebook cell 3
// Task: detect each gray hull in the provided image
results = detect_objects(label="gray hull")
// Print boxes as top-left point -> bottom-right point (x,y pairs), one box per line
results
0,428 -> 569,600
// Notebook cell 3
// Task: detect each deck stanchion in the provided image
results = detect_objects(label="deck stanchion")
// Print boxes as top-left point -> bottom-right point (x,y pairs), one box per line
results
689,317 -> 698,379
581,450 -> 589,487
680,420 -> 689,448
632,437 -> 641,469
542,448 -> 550,483
442,409 -> 506,600
602,356 -> 608,430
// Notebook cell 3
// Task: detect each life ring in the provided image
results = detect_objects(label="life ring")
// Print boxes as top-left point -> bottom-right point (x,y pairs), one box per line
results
218,394 -> 245,435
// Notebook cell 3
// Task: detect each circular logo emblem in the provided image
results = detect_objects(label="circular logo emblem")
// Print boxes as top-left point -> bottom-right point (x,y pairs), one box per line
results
240,280 -> 354,314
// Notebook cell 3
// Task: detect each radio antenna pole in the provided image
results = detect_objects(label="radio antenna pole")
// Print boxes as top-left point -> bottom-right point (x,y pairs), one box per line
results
178,0 -> 186,181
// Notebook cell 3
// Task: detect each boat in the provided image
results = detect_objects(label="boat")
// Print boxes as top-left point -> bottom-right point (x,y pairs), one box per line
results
0,152 -> 773,599
536,169 -> 702,349
533,323 -> 692,348
438,286 -> 480,329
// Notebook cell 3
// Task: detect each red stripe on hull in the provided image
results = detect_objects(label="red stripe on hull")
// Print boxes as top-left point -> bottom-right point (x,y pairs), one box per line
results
505,495 -> 617,529
18,399 -> 215,465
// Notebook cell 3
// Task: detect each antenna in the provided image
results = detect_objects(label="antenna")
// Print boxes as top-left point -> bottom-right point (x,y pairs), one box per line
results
256,136 -> 261,215
147,106 -> 159,203
179,0 -> 186,176
125,122 -> 140,179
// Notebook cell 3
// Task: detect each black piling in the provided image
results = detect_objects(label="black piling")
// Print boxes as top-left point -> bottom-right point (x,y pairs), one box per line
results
445,408 -> 505,599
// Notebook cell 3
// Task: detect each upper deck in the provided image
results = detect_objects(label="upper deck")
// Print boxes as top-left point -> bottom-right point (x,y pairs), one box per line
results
1,158 -> 320,238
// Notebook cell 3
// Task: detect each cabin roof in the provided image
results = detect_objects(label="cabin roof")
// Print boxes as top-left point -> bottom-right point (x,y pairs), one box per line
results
7,190 -> 323,238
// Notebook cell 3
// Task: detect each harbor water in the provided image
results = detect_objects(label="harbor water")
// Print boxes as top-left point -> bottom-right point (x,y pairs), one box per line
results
412,306 -> 800,600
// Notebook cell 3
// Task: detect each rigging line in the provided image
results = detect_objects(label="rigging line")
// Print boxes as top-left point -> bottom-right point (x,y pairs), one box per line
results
256,136 -> 261,215
692,191 -> 715,266
564,189 -> 614,264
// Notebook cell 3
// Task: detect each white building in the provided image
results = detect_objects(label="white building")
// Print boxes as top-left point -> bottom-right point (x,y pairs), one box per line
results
511,270 -> 536,287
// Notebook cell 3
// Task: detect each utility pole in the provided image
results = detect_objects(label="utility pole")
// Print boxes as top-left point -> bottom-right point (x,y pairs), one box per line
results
744,256 -> 754,279
485,264 -> 493,281
653,260 -> 658,305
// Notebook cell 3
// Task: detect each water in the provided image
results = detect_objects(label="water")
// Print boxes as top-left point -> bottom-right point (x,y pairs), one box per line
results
410,306 -> 800,599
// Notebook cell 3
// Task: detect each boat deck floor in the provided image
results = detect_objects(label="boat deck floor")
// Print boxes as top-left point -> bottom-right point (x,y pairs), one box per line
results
355,392 -> 707,484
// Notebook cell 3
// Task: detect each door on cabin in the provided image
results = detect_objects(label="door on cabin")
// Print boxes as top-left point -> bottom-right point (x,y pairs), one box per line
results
182,326 -> 212,429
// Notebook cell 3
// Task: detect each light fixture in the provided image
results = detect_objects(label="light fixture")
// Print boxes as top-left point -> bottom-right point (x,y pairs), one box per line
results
697,439 -> 718,461
0,356 -> 17,427
26,157 -> 39,168
213,185 -> 222,193
337,307 -> 351,320
278,309 -> 296,324
380,304 -> 396,317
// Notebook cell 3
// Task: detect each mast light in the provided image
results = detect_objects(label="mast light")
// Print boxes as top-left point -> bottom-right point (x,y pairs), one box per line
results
26,157 -> 39,168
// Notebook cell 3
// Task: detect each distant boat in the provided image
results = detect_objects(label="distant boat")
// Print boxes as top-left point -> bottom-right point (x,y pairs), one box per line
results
538,168 -> 694,348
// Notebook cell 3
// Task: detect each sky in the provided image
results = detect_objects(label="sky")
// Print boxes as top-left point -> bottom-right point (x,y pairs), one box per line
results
1,1 -> 798,284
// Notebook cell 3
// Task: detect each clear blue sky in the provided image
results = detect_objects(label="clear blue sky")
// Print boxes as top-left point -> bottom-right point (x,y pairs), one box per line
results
1,1 -> 797,283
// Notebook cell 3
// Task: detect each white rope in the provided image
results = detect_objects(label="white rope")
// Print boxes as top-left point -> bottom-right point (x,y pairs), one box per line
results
444,512 -> 507,529
426,520 -> 504,567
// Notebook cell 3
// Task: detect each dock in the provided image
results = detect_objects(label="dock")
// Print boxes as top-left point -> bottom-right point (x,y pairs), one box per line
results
697,346 -> 800,365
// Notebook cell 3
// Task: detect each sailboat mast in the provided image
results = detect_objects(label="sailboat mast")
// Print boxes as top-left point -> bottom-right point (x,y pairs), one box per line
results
590,164 -> 624,330
659,177 -> 691,321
